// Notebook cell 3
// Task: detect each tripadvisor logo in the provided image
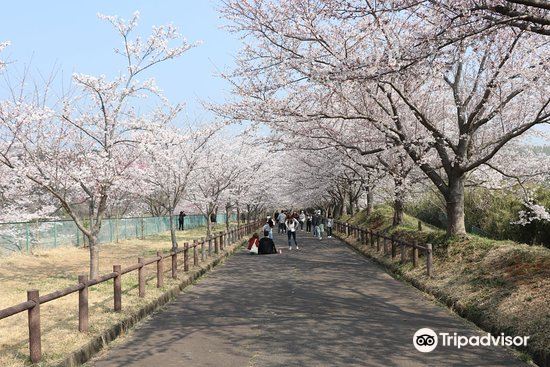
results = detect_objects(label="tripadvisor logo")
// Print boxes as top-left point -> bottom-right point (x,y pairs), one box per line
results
413,328 -> 438,352
413,328 -> 529,353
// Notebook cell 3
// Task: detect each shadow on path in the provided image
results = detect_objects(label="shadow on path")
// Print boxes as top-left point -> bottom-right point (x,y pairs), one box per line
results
92,230 -> 526,367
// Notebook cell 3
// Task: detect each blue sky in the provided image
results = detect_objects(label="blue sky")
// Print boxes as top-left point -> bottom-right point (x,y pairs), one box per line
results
0,0 -> 240,121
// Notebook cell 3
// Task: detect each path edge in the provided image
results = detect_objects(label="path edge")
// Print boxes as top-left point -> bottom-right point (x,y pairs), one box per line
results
333,232 -> 543,367
56,240 -> 247,367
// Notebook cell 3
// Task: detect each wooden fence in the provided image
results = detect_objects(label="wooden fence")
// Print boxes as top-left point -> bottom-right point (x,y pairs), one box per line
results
0,221 -> 260,364
334,220 -> 433,276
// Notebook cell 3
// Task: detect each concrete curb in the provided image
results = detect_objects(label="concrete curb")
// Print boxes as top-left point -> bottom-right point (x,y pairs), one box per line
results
56,239 -> 247,367
334,232 -> 545,367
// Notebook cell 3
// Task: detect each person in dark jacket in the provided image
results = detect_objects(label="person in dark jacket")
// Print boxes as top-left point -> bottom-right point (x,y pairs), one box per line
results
178,211 -> 186,230
312,213 -> 320,237
258,231 -> 278,254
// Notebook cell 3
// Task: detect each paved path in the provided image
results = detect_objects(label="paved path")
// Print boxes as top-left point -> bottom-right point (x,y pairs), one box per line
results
92,230 -> 526,367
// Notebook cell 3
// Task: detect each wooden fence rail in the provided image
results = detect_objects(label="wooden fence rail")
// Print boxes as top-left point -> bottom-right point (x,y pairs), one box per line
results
333,220 -> 433,277
0,220 -> 261,364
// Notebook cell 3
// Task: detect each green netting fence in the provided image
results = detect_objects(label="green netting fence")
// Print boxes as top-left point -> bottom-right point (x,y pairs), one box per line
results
0,213 -> 234,255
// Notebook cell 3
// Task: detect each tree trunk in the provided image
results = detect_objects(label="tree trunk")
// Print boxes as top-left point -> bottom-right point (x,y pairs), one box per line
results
393,198 -> 404,226
236,205 -> 241,225
206,213 -> 212,238
348,191 -> 355,216
393,178 -> 405,226
88,236 -> 99,279
366,188 -> 373,216
246,204 -> 251,224
445,174 -> 467,236
169,212 -> 177,251
225,204 -> 230,231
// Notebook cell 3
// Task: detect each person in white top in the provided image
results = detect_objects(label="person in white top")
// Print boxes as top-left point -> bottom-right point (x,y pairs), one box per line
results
298,210 -> 306,231
285,216 -> 300,250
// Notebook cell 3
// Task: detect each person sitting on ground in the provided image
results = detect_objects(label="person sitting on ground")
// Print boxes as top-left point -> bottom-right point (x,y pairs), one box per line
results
258,230 -> 278,254
248,233 -> 260,254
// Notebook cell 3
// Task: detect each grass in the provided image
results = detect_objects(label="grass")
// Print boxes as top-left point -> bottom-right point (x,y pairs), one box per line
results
0,223 -> 234,367
339,205 -> 550,366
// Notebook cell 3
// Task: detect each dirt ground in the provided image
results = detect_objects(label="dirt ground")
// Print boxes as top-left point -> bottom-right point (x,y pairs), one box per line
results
0,223 -> 231,367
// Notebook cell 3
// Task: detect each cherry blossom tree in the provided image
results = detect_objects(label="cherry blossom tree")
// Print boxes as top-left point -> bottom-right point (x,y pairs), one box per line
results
217,0 -> 549,236
188,133 -> 251,238
135,123 -> 216,250
0,12 -> 197,278
0,163 -> 58,253
0,41 -> 8,70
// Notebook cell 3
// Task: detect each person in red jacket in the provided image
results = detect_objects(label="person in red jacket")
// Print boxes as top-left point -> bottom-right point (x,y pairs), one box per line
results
247,233 -> 259,253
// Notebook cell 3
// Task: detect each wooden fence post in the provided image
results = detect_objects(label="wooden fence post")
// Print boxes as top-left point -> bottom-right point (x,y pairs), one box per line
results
201,237 -> 206,261
171,245 -> 178,279
214,235 -> 219,254
391,236 -> 396,259
156,251 -> 164,288
138,257 -> 145,297
208,237 -> 212,256
78,275 -> 88,332
426,243 -> 433,277
193,240 -> 199,266
400,241 -> 406,263
27,289 -> 41,364
413,241 -> 419,268
383,236 -> 388,254
184,243 -> 189,272
376,233 -> 381,252
371,230 -> 375,246
113,265 -> 122,311
219,231 -> 224,251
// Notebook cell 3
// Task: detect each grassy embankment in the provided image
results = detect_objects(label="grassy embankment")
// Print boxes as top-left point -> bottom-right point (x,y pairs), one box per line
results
340,206 -> 549,366
0,223 -> 232,367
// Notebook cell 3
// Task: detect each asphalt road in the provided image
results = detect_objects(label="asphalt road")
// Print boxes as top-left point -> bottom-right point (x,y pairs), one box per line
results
92,229 -> 526,367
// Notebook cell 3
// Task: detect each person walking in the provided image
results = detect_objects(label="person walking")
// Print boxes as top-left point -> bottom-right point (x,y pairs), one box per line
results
286,216 -> 300,250
312,211 -> 322,239
178,211 -> 186,230
277,211 -> 287,234
326,215 -> 334,238
306,213 -> 312,232
299,210 -> 306,231
263,217 -> 274,239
